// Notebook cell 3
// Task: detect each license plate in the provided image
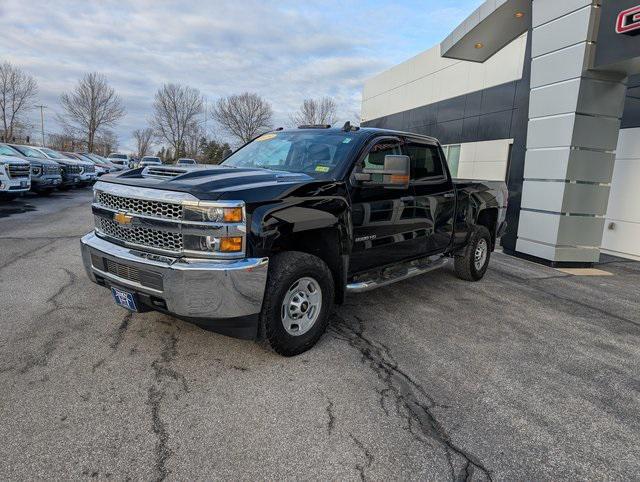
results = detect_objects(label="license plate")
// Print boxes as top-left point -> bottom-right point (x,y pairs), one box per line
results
111,287 -> 138,312
20,181 -> 27,188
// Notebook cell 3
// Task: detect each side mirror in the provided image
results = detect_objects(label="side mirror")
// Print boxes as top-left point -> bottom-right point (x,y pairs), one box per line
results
354,154 -> 410,189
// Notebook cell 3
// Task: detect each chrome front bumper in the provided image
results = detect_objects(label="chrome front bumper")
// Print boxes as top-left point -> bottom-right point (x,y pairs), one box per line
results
80,232 -> 269,320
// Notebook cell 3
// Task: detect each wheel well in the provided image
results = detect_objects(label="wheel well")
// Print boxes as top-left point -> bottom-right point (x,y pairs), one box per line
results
477,208 -> 498,249
271,228 -> 345,304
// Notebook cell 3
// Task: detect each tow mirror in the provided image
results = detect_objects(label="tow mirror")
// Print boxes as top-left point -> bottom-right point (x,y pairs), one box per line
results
354,155 -> 410,189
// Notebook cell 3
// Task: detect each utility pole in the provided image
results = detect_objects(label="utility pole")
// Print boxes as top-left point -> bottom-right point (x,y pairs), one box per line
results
35,104 -> 47,146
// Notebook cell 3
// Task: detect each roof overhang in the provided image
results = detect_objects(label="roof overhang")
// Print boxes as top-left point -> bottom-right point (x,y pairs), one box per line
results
441,0 -> 531,63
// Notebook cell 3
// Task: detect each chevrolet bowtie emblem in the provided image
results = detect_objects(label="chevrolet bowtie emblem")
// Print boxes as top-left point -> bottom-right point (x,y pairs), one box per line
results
114,212 -> 133,224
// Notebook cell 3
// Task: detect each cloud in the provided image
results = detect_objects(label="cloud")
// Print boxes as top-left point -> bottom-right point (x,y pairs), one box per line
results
0,0 -> 480,151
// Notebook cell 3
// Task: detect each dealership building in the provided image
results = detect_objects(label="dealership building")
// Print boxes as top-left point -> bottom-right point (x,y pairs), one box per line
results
361,0 -> 640,264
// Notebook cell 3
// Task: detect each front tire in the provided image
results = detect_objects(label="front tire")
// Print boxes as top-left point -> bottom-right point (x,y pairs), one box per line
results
454,225 -> 492,281
261,252 -> 334,356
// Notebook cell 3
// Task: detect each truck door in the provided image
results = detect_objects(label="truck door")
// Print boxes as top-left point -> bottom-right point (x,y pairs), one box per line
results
349,137 -> 424,274
406,138 -> 456,254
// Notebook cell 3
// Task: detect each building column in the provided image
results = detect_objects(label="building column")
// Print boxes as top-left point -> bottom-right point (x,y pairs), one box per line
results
513,0 -> 627,266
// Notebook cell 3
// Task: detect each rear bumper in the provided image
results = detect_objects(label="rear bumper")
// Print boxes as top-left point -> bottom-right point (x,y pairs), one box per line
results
80,232 -> 269,338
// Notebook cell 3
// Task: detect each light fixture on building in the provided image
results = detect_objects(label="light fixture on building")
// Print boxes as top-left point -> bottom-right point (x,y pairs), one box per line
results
514,11 -> 525,18
474,42 -> 484,49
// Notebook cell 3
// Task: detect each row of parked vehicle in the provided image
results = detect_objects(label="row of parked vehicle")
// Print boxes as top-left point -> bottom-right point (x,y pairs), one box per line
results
0,143 -> 128,200
111,154 -> 198,169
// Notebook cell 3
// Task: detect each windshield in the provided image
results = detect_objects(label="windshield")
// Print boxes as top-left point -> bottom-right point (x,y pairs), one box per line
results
86,153 -> 107,162
40,148 -> 70,160
0,145 -> 20,157
142,157 -> 161,162
12,145 -> 46,159
221,130 -> 357,176
109,153 -> 127,159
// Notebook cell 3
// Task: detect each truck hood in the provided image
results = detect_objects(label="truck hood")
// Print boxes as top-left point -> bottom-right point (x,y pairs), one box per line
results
17,156 -> 59,168
102,165 -> 335,202
0,154 -> 30,166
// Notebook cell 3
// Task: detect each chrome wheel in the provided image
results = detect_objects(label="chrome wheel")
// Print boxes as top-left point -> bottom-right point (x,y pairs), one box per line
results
281,277 -> 322,336
474,238 -> 488,271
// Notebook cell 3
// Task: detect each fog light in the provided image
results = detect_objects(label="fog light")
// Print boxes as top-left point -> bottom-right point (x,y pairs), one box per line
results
220,237 -> 242,252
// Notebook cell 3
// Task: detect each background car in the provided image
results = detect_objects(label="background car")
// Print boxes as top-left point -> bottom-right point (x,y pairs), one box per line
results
139,156 -> 162,167
0,145 -> 31,200
65,152 -> 110,176
107,153 -> 133,169
176,158 -> 197,166
82,152 -> 122,172
27,147 -> 88,190
4,144 -> 62,195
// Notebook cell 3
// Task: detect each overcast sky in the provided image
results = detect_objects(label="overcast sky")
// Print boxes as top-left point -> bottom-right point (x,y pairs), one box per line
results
0,0 -> 482,152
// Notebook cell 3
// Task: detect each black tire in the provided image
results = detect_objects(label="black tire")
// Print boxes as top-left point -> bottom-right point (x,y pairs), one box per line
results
261,251 -> 334,357
454,225 -> 492,281
58,185 -> 72,191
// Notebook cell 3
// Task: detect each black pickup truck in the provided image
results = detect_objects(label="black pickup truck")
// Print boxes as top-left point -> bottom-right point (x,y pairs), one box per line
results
81,125 -> 507,356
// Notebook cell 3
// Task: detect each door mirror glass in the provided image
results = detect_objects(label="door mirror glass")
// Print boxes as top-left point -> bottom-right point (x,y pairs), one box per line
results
355,154 -> 410,189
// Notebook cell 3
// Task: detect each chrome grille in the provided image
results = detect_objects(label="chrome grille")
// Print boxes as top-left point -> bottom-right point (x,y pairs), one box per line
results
105,259 -> 141,283
96,191 -> 183,220
84,164 -> 96,173
44,165 -> 60,175
96,217 -> 183,252
62,164 -> 81,175
7,164 -> 30,178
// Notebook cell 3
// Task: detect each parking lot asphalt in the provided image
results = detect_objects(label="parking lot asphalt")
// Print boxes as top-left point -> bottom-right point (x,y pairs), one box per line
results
0,189 -> 639,480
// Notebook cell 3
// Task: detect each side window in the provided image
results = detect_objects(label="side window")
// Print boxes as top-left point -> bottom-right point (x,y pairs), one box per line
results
361,139 -> 403,171
443,144 -> 460,177
406,141 -> 445,181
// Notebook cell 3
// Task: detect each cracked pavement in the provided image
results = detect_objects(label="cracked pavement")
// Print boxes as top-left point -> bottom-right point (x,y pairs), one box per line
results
0,190 -> 639,480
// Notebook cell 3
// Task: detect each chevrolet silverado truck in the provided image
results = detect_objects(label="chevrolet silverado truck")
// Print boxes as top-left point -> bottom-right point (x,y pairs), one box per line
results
81,125 -> 507,356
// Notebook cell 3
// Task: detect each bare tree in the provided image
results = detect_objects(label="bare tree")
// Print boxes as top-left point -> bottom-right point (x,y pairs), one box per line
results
289,97 -> 337,127
183,121 -> 204,159
0,62 -> 38,142
151,83 -> 204,158
211,92 -> 272,145
94,130 -> 119,156
133,127 -> 154,158
58,73 -> 125,152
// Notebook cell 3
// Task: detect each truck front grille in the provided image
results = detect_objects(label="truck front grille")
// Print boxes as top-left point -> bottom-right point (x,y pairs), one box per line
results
96,191 -> 183,220
96,217 -> 183,252
44,165 -> 60,175
106,259 -> 141,283
83,164 -> 95,173
7,164 -> 30,178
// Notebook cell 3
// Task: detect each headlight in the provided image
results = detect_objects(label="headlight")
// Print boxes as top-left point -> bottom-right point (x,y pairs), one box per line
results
32,166 -> 42,176
183,235 -> 243,254
183,204 -> 244,223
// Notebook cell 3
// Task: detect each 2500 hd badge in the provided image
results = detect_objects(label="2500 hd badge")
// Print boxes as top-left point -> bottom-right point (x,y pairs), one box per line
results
81,124 -> 507,356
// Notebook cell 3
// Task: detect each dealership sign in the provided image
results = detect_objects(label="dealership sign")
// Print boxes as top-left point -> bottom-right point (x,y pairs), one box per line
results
616,5 -> 640,35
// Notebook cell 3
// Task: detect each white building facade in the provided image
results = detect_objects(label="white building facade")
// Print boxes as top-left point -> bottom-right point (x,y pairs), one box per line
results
362,0 -> 640,263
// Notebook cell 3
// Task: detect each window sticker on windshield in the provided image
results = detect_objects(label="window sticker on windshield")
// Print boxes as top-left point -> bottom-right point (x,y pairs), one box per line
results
315,165 -> 330,173
342,137 -> 352,144
256,133 -> 277,142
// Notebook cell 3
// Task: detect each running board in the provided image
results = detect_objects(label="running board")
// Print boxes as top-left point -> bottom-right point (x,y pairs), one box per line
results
346,256 -> 450,293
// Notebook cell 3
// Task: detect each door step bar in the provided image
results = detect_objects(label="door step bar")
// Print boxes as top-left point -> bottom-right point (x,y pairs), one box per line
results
346,256 -> 450,293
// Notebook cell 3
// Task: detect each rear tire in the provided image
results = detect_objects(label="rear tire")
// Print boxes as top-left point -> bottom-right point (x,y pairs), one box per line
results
261,251 -> 334,357
454,225 -> 492,281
